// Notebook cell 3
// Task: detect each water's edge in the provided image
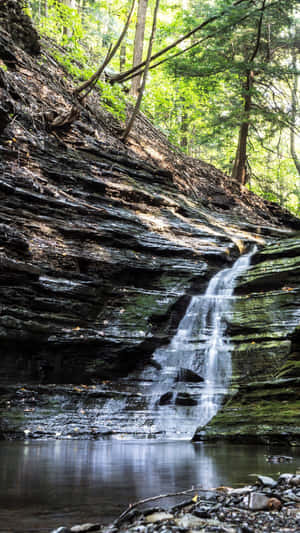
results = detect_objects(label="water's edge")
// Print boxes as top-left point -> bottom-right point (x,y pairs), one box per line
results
0,440 -> 299,532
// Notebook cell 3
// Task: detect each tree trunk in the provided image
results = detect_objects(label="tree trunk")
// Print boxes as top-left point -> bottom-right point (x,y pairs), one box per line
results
180,111 -> 188,152
79,0 -> 87,25
231,0 -> 266,186
131,0 -> 148,97
62,0 -> 76,37
122,0 -> 160,141
120,43 -> 126,72
290,48 -> 300,177
231,70 -> 253,185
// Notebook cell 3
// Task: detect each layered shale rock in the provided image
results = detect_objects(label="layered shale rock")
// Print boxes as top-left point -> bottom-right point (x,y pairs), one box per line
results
0,0 -> 40,59
196,236 -> 300,445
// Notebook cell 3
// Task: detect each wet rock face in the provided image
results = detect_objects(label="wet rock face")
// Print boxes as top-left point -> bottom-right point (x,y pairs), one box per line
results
197,235 -> 300,445
0,0 -> 40,56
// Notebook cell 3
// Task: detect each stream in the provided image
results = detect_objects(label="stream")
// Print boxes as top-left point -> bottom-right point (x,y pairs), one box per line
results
0,440 -> 299,532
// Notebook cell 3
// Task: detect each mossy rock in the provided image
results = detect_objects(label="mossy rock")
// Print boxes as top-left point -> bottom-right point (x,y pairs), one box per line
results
276,359 -> 300,379
254,235 -> 300,262
237,255 -> 300,291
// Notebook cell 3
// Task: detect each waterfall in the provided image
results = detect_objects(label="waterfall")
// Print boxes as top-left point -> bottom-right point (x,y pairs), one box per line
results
144,247 -> 257,439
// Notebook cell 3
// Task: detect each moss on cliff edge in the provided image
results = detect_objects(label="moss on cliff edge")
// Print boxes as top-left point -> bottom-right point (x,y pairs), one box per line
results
195,380 -> 300,445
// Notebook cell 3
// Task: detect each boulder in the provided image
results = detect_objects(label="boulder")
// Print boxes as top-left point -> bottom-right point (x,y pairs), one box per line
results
244,492 -> 270,511
175,392 -> 197,406
176,368 -> 204,383
256,475 -> 277,488
158,391 -> 173,405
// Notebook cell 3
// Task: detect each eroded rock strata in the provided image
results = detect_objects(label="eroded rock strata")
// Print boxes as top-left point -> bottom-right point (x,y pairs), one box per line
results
0,2 -> 300,440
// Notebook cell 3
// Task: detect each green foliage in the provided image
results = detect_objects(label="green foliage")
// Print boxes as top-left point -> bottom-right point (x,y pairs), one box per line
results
98,81 -> 126,121
155,0 -> 300,212
27,0 -> 126,120
26,0 -> 300,215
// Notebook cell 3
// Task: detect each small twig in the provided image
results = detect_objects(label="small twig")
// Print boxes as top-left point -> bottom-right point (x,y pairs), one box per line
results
110,487 -> 204,528
48,104 -> 80,131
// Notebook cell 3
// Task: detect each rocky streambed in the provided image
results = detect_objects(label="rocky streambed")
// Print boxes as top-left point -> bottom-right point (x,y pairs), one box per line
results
51,472 -> 300,533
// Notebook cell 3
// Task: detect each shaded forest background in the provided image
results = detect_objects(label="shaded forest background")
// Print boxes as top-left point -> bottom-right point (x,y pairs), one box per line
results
24,0 -> 299,214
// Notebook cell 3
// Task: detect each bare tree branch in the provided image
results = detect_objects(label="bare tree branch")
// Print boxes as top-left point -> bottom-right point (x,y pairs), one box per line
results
74,0 -> 136,97
113,0 -> 282,85
109,0 -> 252,84
110,487 -> 206,529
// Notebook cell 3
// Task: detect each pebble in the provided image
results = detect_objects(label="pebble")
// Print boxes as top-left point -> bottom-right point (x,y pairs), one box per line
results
71,524 -> 100,532
256,475 -> 277,488
282,489 -> 300,502
145,512 -> 173,523
290,475 -> 300,487
51,472 -> 300,533
229,486 -> 252,496
174,513 -> 205,528
244,493 -> 270,511
278,473 -> 294,483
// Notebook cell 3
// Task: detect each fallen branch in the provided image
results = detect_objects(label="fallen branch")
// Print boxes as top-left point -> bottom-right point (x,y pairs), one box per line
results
47,104 -> 80,131
110,487 -> 204,528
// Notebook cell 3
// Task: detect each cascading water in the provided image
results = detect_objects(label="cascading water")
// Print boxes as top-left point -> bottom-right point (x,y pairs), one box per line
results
139,247 -> 257,439
100,248 -> 256,440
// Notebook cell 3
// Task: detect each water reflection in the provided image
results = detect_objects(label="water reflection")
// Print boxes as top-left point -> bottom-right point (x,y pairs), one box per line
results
0,440 -> 299,532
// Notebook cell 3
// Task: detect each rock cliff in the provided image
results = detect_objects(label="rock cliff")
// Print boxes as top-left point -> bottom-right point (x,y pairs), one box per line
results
0,1 -> 299,440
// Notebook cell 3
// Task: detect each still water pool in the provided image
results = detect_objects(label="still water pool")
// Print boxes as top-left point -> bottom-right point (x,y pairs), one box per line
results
0,440 -> 299,532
